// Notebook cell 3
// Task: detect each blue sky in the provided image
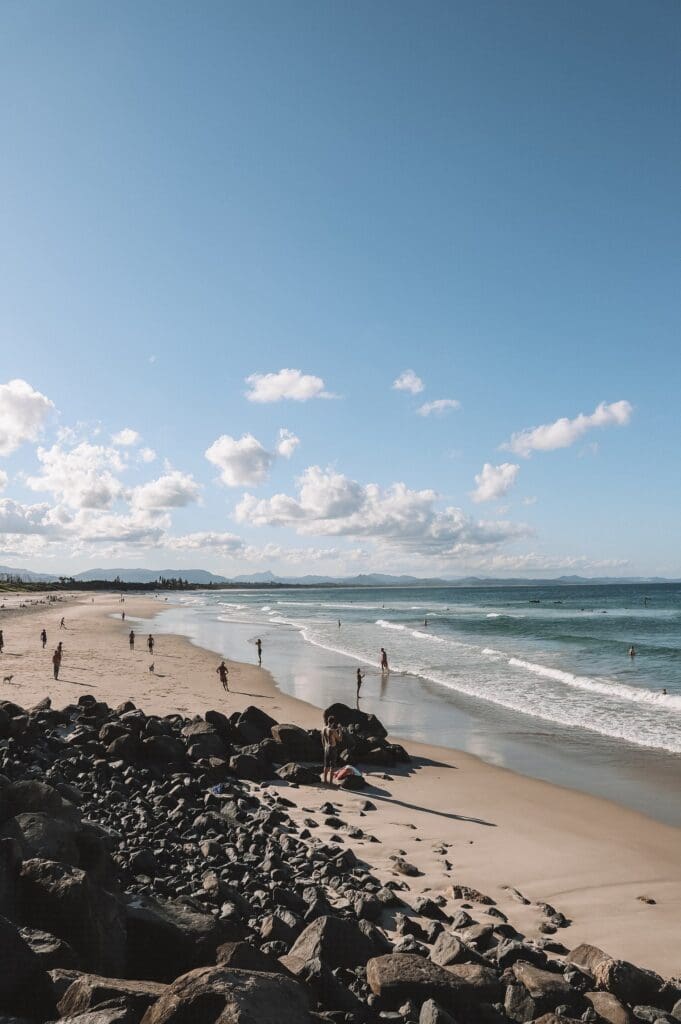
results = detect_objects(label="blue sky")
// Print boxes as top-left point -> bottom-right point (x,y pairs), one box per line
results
0,1 -> 678,577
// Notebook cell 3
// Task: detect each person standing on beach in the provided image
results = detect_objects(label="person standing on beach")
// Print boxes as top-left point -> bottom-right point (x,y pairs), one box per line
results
52,647 -> 62,680
256,638 -> 262,666
129,630 -> 135,650
322,715 -> 342,785
40,629 -> 47,649
0,631 -> 4,654
147,635 -> 154,655
380,648 -> 389,672
216,660 -> 229,692
122,610 -> 125,621
356,668 -> 364,705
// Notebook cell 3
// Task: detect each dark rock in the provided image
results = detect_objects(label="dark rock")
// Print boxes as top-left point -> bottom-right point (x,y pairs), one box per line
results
391,857 -> 420,877
2,812 -> 80,865
271,724 -> 322,762
125,893 -> 229,982
19,926 -> 78,970
228,753 -> 271,782
366,952 -> 500,1010
280,953 -> 362,1011
139,965 -> 310,1024
323,704 -> 388,740
430,932 -> 482,967
234,706 -> 278,746
287,915 -> 386,970
216,941 -> 286,974
505,962 -> 584,1022
419,998 -> 456,1024
277,763 -> 321,786
19,858 -> 125,976
58,974 -> 167,1018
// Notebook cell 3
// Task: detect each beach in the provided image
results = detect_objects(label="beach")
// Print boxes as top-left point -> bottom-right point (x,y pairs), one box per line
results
1,591 -> 680,978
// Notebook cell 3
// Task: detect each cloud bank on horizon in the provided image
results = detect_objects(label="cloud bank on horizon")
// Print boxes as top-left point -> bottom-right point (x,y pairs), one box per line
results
0,370 -> 639,576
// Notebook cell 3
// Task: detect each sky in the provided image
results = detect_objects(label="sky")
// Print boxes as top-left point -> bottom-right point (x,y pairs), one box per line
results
0,0 -> 679,579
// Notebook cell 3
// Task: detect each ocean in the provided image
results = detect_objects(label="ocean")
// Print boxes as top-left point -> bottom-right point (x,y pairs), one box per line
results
147,582 -> 681,824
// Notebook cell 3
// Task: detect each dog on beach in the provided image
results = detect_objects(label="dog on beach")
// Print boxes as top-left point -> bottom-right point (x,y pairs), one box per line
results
2,675 -> 14,685
148,663 -> 154,673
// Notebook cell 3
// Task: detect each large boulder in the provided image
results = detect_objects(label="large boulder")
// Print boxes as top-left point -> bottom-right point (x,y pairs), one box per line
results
286,915 -> 386,970
270,724 -> 322,762
585,991 -> 634,1024
234,707 -> 278,746
569,946 -> 663,1007
58,974 -> 167,1018
276,763 -> 320,786
125,894 -> 229,982
228,753 -> 271,782
505,962 -> 583,1022
19,926 -> 78,970
141,735 -> 186,764
323,703 -> 388,740
430,932 -> 482,967
366,952 -> 500,1010
1,812 -> 80,865
19,858 -> 125,976
420,999 -> 457,1024
216,942 -> 286,974
279,953 -> 362,1011
140,965 -> 310,1024
0,913 -> 55,1019
2,780 -> 78,822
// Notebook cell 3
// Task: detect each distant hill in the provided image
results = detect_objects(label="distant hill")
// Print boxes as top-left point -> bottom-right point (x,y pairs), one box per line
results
0,564 -> 58,583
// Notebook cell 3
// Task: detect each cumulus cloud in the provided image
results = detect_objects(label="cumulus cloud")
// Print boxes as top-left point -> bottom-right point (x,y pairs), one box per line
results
132,470 -> 200,510
167,531 -> 245,553
235,465 -> 530,558
72,508 -> 169,546
138,447 -> 157,464
245,369 -> 333,403
205,434 -> 275,487
0,379 -> 54,455
503,400 -> 633,457
0,471 -> 7,492
417,398 -> 461,417
26,442 -> 126,510
392,370 -> 424,395
470,462 -> 520,503
112,428 -> 140,446
0,499 -> 55,535
276,429 -> 300,459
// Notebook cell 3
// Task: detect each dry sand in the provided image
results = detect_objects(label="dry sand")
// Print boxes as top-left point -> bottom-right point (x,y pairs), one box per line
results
1,592 -> 680,977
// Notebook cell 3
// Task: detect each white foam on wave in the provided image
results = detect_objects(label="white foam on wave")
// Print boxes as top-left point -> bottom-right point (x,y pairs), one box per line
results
375,619 -> 406,631
261,605 -> 272,612
508,657 -> 681,712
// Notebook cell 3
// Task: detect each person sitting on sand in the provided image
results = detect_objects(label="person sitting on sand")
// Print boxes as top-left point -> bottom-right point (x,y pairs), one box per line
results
147,634 -> 154,655
356,667 -> 364,704
256,638 -> 262,666
129,630 -> 135,650
40,629 -> 47,649
380,647 -> 389,673
52,647 -> 61,680
216,660 -> 229,692
322,715 -> 342,786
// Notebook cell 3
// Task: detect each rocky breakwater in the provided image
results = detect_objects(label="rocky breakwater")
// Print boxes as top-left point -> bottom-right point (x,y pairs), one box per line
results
0,693 -> 673,1024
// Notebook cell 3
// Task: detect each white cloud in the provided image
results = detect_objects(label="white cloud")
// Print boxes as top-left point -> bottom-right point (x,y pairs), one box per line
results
167,531 -> 245,553
276,429 -> 300,459
392,369 -> 424,395
132,470 -> 200,510
0,471 -> 7,492
522,495 -> 537,506
235,465 -> 531,558
503,400 -> 633,457
458,552 -> 630,573
0,379 -> 54,455
71,508 -> 169,546
205,433 -> 275,487
245,368 -> 333,403
470,462 -> 520,503
112,428 -> 140,446
417,399 -> 461,417
138,447 -> 157,464
26,442 -> 126,510
0,499 -> 55,535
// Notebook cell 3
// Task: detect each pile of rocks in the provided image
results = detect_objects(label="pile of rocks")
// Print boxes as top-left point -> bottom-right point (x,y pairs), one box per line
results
0,693 -> 676,1024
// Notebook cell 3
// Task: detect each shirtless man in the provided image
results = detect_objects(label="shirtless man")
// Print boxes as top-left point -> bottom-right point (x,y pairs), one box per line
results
216,660 -> 229,692
380,648 -> 389,672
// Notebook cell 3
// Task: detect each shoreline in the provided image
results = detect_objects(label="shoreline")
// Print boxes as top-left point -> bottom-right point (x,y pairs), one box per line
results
1,592 -> 680,976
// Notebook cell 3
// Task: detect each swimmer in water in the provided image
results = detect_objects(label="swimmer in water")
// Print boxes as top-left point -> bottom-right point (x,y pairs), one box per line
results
628,646 -> 636,658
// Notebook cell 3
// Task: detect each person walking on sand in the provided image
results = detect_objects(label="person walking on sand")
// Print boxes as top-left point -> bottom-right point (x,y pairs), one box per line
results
216,660 -> 229,692
60,617 -> 65,629
256,638 -> 262,666
121,610 -> 125,621
147,634 -> 154,655
129,630 -> 135,651
322,715 -> 342,786
356,668 -> 365,705
52,647 -> 62,680
380,647 -> 389,673
40,629 -> 47,649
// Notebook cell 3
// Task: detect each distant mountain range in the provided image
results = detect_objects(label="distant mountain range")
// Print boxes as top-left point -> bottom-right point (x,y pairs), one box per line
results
0,564 -> 678,587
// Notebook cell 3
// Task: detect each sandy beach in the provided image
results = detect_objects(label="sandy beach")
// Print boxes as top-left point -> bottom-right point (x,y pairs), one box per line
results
1,591 -> 679,978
